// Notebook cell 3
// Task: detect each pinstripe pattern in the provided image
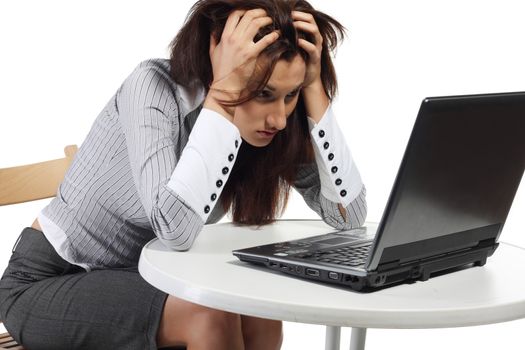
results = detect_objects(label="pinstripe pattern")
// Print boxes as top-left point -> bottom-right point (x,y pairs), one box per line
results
40,59 -> 366,270
294,161 -> 367,230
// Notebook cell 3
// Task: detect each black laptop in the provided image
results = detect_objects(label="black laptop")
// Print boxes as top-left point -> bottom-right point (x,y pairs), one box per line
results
233,91 -> 525,292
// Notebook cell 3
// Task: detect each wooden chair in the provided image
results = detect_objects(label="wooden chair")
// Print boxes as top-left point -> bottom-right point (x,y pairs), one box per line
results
0,145 -> 78,350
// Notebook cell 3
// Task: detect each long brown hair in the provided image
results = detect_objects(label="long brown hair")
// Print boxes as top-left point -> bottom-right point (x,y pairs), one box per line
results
169,0 -> 346,225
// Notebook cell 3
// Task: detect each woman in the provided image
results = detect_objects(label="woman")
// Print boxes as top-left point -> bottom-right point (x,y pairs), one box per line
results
0,0 -> 366,349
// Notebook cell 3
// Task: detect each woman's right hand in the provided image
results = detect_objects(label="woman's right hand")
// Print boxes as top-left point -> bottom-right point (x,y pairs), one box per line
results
205,9 -> 279,120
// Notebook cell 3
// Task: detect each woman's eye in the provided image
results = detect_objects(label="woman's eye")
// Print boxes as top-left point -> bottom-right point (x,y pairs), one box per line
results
286,90 -> 300,99
258,90 -> 273,99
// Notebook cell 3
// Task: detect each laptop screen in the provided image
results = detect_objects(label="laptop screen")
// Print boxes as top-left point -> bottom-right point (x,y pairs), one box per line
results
367,92 -> 525,271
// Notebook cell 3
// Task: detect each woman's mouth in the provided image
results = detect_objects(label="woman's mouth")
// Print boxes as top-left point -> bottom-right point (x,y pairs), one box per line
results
257,130 -> 277,139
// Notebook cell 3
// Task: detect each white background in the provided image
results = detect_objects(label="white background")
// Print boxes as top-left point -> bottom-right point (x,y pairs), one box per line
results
1,0 -> 524,349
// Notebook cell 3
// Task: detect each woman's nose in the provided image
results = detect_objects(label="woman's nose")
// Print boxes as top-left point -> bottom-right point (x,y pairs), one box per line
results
266,101 -> 287,130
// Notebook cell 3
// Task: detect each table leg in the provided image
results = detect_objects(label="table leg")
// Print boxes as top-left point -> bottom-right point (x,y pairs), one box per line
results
325,326 -> 341,350
349,327 -> 367,350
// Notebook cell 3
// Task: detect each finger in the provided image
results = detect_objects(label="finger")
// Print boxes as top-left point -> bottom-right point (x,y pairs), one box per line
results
292,11 -> 315,23
245,16 -> 273,39
252,31 -> 279,55
297,38 -> 318,57
293,21 -> 318,36
235,8 -> 269,34
292,11 -> 323,44
223,9 -> 246,37
294,21 -> 323,46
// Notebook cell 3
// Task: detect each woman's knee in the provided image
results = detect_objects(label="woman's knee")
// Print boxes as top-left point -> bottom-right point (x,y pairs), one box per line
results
191,307 -> 242,340
0,280 -> 24,343
241,315 -> 283,350
0,296 -> 24,345
158,295 -> 244,348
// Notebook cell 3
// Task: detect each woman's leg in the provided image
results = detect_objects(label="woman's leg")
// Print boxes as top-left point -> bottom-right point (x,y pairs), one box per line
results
0,228 -> 166,350
1,228 -> 282,350
157,295 -> 283,350
156,295 -> 244,349
241,315 -> 283,350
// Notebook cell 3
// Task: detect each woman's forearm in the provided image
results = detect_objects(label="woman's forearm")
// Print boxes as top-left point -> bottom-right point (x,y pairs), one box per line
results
301,79 -> 330,123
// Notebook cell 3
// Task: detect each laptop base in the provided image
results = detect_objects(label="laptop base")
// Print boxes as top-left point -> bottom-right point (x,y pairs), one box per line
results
237,243 -> 498,292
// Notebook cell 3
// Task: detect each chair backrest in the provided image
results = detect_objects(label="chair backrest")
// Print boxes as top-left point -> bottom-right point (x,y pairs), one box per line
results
0,145 -> 78,206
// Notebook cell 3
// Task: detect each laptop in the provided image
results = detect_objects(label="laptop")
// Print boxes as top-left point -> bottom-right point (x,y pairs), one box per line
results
233,91 -> 525,292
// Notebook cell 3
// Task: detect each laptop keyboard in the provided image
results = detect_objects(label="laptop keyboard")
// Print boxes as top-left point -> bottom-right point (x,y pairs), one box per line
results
296,242 -> 372,267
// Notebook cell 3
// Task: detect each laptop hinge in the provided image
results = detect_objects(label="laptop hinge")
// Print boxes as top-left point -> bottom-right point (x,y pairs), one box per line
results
377,238 -> 498,272
477,237 -> 497,248
376,260 -> 402,271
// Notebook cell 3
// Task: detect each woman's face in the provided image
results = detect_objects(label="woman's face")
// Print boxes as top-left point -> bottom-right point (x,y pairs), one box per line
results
233,54 -> 306,147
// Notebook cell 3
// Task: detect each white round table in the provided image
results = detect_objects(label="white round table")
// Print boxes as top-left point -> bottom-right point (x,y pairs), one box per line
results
139,220 -> 525,350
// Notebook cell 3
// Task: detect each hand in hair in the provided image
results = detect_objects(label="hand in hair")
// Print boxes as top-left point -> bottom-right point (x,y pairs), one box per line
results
204,9 -> 279,121
292,10 -> 329,123
292,10 -> 323,89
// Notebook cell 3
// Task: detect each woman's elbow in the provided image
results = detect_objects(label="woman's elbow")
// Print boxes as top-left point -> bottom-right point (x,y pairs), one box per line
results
149,205 -> 203,251
157,236 -> 194,251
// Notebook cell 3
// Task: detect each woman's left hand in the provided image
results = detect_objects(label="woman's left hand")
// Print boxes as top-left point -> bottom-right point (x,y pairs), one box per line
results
292,10 -> 329,122
292,11 -> 323,88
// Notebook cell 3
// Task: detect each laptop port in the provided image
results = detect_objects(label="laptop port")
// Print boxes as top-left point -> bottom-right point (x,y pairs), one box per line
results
269,262 -> 279,268
328,272 -> 339,280
345,275 -> 359,283
306,268 -> 320,277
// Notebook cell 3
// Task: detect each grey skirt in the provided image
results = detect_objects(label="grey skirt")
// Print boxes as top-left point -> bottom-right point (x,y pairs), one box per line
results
0,227 -> 168,350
